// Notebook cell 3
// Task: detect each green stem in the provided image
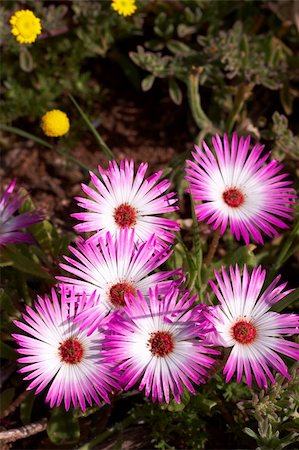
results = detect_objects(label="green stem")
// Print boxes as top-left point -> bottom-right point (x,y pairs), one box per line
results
78,415 -> 134,450
0,123 -> 52,148
0,123 -> 91,172
191,199 -> 203,297
205,227 -> 221,267
56,146 -> 91,171
186,68 -> 214,132
69,94 -> 114,161
267,216 -> 299,283
226,83 -> 253,133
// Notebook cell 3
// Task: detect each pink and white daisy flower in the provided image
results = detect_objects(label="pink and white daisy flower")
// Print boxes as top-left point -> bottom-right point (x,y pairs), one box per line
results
0,179 -> 43,246
185,133 -> 296,244
72,159 -> 179,246
209,265 -> 299,389
12,288 -> 120,411
57,228 -> 182,334
104,287 -> 218,403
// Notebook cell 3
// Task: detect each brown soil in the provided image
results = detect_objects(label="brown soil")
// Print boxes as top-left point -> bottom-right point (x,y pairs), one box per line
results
1,88 -> 192,233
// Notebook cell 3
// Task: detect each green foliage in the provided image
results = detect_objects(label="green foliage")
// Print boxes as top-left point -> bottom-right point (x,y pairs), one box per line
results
47,407 -> 80,445
1,1 -> 143,123
242,368 -> 299,449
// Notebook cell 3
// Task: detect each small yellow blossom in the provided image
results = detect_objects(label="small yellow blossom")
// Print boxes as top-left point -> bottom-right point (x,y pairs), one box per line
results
41,110 -> 70,138
10,10 -> 42,45
111,0 -> 137,17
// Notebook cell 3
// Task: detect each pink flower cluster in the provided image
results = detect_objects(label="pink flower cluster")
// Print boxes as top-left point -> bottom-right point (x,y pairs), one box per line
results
11,134 -> 299,412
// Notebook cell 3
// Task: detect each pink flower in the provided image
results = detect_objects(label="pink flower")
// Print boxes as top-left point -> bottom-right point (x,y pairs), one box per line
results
12,288 -> 120,411
57,228 -> 182,334
185,133 -> 296,244
104,286 -> 218,403
72,160 -> 179,246
0,180 -> 43,246
209,265 -> 299,388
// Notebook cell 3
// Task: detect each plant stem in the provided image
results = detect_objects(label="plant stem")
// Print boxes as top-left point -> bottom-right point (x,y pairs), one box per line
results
69,94 -> 114,160
267,214 -> 299,284
205,227 -> 221,266
78,415 -> 134,450
186,68 -> 214,132
55,146 -> 91,171
0,124 -> 91,172
226,83 -> 253,133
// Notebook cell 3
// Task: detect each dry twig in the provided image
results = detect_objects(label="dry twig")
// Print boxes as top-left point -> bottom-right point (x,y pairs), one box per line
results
0,418 -> 47,444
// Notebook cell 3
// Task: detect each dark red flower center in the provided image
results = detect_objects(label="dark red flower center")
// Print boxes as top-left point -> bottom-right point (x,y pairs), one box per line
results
232,320 -> 256,344
109,281 -> 136,308
222,188 -> 245,208
148,331 -> 174,357
113,203 -> 137,228
58,338 -> 84,364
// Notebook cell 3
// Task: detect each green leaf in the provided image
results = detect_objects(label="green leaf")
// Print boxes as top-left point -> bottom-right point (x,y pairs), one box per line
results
0,124 -> 52,148
166,40 -> 193,56
280,81 -> 293,115
20,391 -> 36,425
19,47 -> 34,73
168,79 -> 183,105
0,388 -> 15,416
0,341 -> 17,360
18,191 -> 54,253
0,288 -> 16,315
47,408 -> 80,445
141,74 -> 155,92
2,247 -> 52,280
177,24 -> 197,38
271,288 -> 299,312
165,390 -> 190,412
69,94 -> 114,160
224,245 -> 258,267
244,427 -> 259,440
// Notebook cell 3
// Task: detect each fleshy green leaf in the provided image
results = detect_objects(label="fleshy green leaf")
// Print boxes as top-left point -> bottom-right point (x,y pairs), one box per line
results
0,341 -> 17,360
168,78 -> 183,105
47,407 -> 80,445
19,47 -> 34,73
0,388 -> 15,416
2,247 -> 52,280
69,94 -> 114,160
141,74 -> 155,92
20,391 -> 36,425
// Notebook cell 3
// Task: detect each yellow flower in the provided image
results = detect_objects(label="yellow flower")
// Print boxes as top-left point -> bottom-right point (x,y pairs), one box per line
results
41,110 -> 70,138
111,0 -> 137,17
10,10 -> 42,45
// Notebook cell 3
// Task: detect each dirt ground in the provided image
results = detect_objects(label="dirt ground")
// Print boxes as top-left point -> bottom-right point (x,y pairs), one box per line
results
1,79 -> 192,234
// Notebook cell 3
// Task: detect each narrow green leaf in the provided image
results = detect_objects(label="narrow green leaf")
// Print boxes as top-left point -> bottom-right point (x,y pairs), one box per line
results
0,341 -> 17,360
20,391 -> 36,425
0,388 -> 15,416
224,245 -> 258,267
168,78 -> 183,105
47,407 -> 80,445
3,247 -> 52,280
0,288 -> 16,314
271,288 -> 299,312
191,199 -> 202,294
141,74 -> 155,92
244,427 -> 258,440
0,124 -> 52,148
19,47 -> 34,72
167,39 -> 193,56
69,94 -> 114,160
18,190 -> 54,253
273,217 -> 299,270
